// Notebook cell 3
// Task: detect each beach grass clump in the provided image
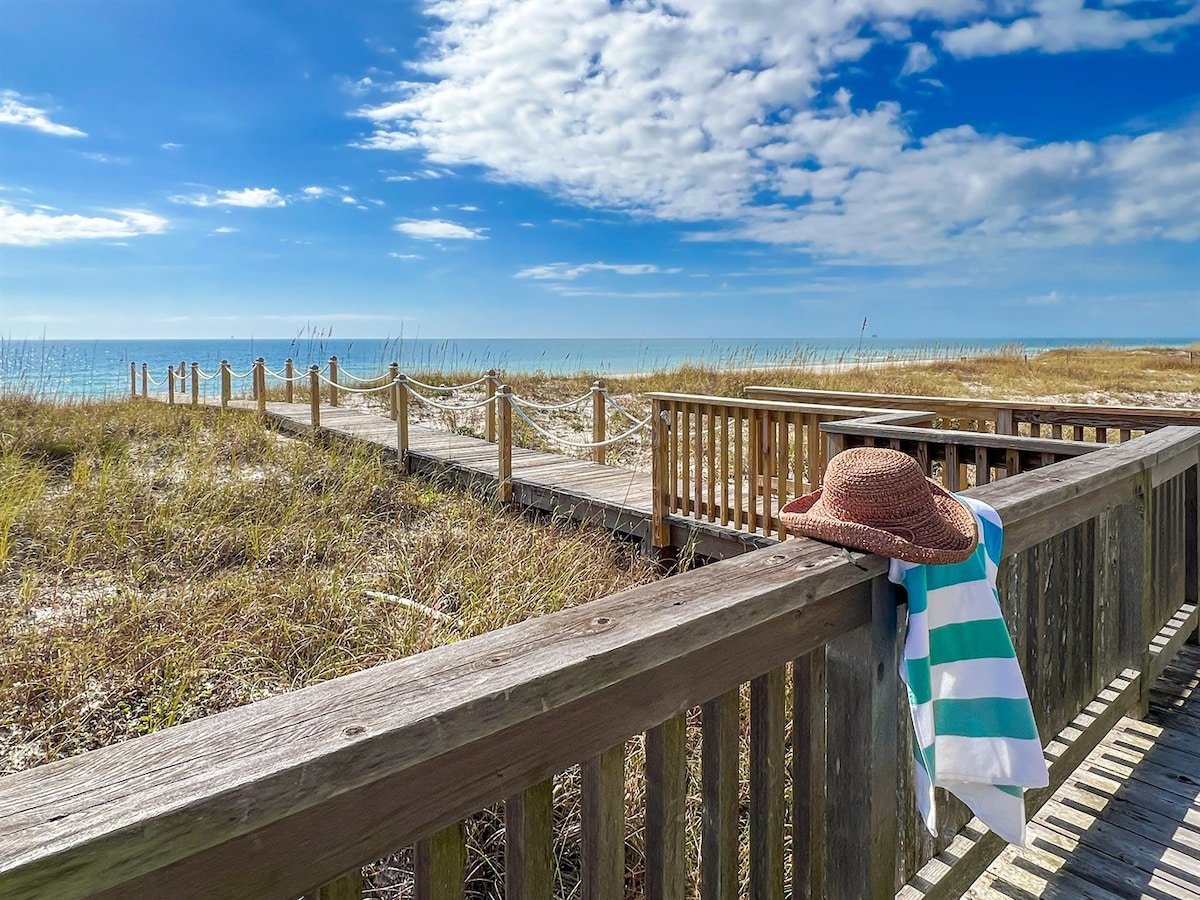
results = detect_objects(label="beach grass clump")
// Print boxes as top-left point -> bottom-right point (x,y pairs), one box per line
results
0,396 -> 658,775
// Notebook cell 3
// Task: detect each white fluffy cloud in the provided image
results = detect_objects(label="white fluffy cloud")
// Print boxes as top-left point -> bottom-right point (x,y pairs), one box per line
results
516,262 -> 682,280
170,187 -> 287,208
900,42 -> 937,75
0,204 -> 167,246
0,90 -> 86,137
393,218 -> 486,240
940,0 -> 1200,57
354,1 -> 1199,263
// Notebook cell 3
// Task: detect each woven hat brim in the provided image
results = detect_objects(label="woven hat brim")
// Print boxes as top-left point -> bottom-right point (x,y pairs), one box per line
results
779,478 -> 978,566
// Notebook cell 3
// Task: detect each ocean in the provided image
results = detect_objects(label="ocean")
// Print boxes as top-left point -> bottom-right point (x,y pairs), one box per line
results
0,336 -> 1193,400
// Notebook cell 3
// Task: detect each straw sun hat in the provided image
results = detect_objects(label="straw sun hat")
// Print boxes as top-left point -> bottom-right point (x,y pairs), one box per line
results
780,447 -> 978,565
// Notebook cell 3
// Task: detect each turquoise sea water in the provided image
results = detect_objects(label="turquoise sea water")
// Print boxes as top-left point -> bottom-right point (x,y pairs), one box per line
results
1,336 -> 1194,399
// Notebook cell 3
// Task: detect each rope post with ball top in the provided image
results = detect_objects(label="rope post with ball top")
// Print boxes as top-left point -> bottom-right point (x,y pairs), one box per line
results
591,379 -> 607,465
284,358 -> 294,404
389,363 -> 400,420
255,358 -> 266,416
328,356 -> 339,407
190,363 -> 199,406
141,363 -> 148,399
395,374 -> 410,464
309,365 -> 321,431
167,366 -> 175,406
130,362 -> 137,398
497,384 -> 513,503
220,361 -> 231,408
485,369 -> 498,442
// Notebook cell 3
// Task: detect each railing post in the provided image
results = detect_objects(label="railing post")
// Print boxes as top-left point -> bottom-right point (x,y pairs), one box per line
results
178,361 -> 186,395
485,369 -> 497,443
592,379 -> 606,465
166,367 -> 175,405
309,365 -> 321,431
389,362 -> 400,420
255,358 -> 266,416
251,359 -> 259,401
220,360 -> 231,408
497,384 -> 513,503
141,363 -> 148,398
190,362 -> 199,406
130,362 -> 137,398
285,358 -> 295,404
1188,459 -> 1199,645
328,356 -> 339,407
1136,469 -> 1154,717
651,397 -> 671,552
396,374 -> 409,463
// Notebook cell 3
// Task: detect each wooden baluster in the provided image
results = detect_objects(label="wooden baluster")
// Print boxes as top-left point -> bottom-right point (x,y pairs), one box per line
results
166,366 -> 175,405
996,408 -> 1015,436
307,870 -> 364,900
809,417 -> 824,488
328,356 -> 339,407
646,715 -> 687,900
285,358 -> 295,404
975,446 -> 991,486
485,369 -> 497,442
706,404 -> 717,522
668,400 -> 679,516
506,780 -> 554,900
220,360 -> 230,408
762,411 -> 775,537
702,689 -> 739,900
825,577 -> 899,900
582,744 -> 625,900
751,667 -> 785,900
1096,426 -> 1108,445
652,397 -> 671,551
792,413 -> 803,501
130,361 -> 137,398
415,822 -> 466,900
793,650 -> 827,900
734,407 -> 744,531
915,440 -> 931,478
944,444 -> 961,491
1005,447 -> 1021,479
1073,425 -> 1084,441
776,413 -> 789,539
141,363 -> 148,398
497,385 -> 513,503
387,363 -> 399,420
694,403 -> 704,520
396,375 -> 410,464
715,405 -> 724,525
190,362 -> 199,406
1119,428 -> 1132,443
309,366 -> 321,430
686,405 -> 696,518
1049,424 -> 1061,439
749,409 -> 760,534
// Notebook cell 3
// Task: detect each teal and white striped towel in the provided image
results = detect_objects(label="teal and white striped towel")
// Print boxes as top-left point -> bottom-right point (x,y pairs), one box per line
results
889,495 -> 1049,847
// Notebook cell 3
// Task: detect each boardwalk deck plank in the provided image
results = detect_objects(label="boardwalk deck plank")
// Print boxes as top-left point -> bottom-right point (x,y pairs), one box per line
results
973,643 -> 1200,899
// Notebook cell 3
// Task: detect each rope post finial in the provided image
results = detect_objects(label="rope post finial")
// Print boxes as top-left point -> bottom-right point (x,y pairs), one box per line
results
130,362 -> 137,398
591,379 -> 607,465
284,358 -> 294,404
220,360 -> 231,408
485,369 -> 498,443
309,365 -> 321,430
389,363 -> 400,420
395,374 -> 410,464
166,366 -> 175,406
497,384 -> 513,503
190,363 -> 200,406
141,363 -> 148,398
255,358 -> 266,416
328,356 -> 339,407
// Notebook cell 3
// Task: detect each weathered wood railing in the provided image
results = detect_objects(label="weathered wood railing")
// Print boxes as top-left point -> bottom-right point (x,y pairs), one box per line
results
4,425 -> 1196,900
647,393 -> 930,548
745,387 -> 1199,443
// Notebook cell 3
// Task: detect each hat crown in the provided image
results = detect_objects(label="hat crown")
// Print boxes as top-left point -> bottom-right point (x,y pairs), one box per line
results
820,448 -> 943,535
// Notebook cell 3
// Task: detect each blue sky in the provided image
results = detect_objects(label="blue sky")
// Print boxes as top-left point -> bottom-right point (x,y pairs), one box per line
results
1,0 -> 1197,340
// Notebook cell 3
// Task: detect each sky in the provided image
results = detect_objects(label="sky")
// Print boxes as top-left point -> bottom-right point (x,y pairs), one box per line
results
1,0 -> 1198,340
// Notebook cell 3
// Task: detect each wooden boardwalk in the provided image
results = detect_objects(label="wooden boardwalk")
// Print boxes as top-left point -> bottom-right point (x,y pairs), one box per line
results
217,398 -> 776,558
969,642 -> 1200,899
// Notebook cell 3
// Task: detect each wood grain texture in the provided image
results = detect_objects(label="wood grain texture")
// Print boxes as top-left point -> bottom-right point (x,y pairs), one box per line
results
415,822 -> 465,900
791,650 -> 826,900
645,715 -> 687,900
750,667 -> 785,900
701,689 -> 740,900
581,745 -> 625,900
505,780 -> 553,900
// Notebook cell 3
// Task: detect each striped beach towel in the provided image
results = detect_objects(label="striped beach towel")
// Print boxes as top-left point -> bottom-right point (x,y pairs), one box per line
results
889,495 -> 1049,846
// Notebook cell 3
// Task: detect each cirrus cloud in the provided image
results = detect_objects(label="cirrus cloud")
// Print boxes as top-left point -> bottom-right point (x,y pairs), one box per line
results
0,89 -> 86,137
170,187 -> 287,208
